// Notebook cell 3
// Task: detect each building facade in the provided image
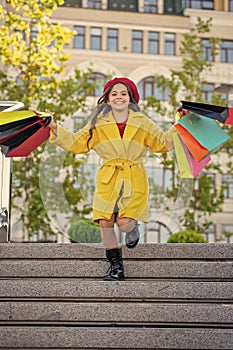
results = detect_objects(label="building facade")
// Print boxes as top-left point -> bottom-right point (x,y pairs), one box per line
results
49,0 -> 233,243
1,0 -> 233,243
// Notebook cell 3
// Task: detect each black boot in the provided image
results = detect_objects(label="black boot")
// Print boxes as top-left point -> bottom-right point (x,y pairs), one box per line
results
103,248 -> 125,281
125,221 -> 140,249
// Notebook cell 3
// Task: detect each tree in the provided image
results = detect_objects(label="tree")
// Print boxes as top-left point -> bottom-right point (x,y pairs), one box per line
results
167,230 -> 206,243
144,17 -> 232,234
0,0 -> 95,241
68,219 -> 101,243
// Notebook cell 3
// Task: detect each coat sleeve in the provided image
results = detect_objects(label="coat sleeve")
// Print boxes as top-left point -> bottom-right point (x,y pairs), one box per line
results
49,123 -> 95,154
146,121 -> 176,152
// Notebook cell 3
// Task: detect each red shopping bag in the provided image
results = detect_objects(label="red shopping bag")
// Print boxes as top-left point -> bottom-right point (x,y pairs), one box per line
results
5,125 -> 50,157
0,120 -> 51,157
0,111 -> 51,157
0,117 -> 39,143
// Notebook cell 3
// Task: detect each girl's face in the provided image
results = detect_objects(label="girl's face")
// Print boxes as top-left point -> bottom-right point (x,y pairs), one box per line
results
107,83 -> 130,113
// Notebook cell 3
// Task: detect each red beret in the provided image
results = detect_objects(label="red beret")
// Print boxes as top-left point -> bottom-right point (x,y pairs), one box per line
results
103,77 -> 140,103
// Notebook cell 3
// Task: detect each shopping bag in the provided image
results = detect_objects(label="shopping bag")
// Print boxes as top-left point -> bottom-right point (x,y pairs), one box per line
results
175,112 -> 230,161
173,132 -> 211,178
0,122 -> 50,157
0,111 -> 51,157
0,116 -> 39,143
5,125 -> 50,157
174,123 -> 209,161
180,100 -> 233,125
0,110 -> 38,125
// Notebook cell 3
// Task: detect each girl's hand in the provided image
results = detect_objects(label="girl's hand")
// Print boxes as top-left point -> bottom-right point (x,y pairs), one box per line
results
45,110 -> 57,135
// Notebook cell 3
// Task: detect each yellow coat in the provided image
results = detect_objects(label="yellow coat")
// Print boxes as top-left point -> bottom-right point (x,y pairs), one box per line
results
50,110 -> 175,223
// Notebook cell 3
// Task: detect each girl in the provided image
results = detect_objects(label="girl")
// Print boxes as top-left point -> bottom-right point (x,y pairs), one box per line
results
49,77 -> 175,281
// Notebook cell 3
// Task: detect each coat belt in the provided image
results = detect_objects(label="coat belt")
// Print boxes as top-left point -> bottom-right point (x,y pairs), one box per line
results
101,159 -> 142,198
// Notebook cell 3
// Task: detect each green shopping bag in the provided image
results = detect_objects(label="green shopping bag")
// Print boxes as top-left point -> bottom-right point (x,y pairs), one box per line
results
175,112 -> 230,161
173,132 -> 211,178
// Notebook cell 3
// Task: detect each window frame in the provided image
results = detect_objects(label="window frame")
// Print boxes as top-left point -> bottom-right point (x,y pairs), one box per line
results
87,0 -> 102,9
107,28 -> 118,51
220,40 -> 233,63
164,32 -> 176,56
148,31 -> 159,54
222,174 -> 233,199
132,30 -> 143,53
74,26 -> 85,49
144,0 -> 158,13
138,76 -> 170,101
182,0 -> 214,10
90,27 -> 102,50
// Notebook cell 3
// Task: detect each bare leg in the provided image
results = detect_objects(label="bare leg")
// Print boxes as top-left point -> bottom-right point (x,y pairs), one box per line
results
117,217 -> 140,249
99,215 -> 118,250
100,215 -> 124,281
116,217 -> 135,232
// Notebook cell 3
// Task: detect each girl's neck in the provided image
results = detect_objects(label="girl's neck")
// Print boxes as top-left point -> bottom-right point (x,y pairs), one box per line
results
112,110 -> 129,123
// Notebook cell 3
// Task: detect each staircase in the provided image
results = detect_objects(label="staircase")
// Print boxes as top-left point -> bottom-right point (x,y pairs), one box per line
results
0,243 -> 232,349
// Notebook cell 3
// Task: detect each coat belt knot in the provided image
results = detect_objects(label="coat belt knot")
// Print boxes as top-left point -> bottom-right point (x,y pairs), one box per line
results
101,159 -> 141,198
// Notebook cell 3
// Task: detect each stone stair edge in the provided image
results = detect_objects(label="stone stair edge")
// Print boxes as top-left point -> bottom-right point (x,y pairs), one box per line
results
1,301 -> 232,324
0,243 -> 232,259
0,327 -> 232,349
0,280 -> 232,300
0,260 -> 232,279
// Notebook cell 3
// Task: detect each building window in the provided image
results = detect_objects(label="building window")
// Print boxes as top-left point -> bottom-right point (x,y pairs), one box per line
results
202,39 -> 214,62
148,31 -> 159,54
107,28 -> 118,51
182,0 -> 214,9
203,224 -> 216,243
87,0 -> 102,8
89,73 -> 107,96
138,77 -> 170,101
222,225 -> 233,243
74,26 -> 85,49
144,0 -> 158,13
222,174 -> 233,199
201,83 -> 214,102
132,30 -> 143,53
146,221 -> 172,243
230,0 -> 233,11
90,27 -> 102,50
164,0 -> 183,14
108,0 -> 138,11
220,41 -> 233,63
62,0 -> 82,7
164,33 -> 175,56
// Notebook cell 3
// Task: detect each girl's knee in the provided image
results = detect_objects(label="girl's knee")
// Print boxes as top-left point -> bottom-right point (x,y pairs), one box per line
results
117,217 -> 135,231
99,217 -> 114,229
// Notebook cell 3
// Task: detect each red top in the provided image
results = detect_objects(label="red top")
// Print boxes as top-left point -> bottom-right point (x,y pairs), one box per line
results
116,121 -> 127,138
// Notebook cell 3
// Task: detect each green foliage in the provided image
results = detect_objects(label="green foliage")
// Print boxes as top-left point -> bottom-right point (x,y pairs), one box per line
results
0,0 -> 96,240
167,230 -> 206,243
68,219 -> 101,243
144,17 -> 231,235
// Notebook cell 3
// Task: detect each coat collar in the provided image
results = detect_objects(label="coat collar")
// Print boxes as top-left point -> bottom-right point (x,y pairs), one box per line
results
95,109 -> 144,156
97,109 -> 143,140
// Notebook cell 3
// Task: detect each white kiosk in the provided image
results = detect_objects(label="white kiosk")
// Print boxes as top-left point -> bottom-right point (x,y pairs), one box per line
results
0,101 -> 24,242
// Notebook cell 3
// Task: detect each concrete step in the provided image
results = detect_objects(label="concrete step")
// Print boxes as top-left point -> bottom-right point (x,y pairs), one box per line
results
1,301 -> 233,325
0,259 -> 232,279
0,280 -> 232,301
0,243 -> 232,349
0,242 -> 232,259
0,326 -> 232,349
